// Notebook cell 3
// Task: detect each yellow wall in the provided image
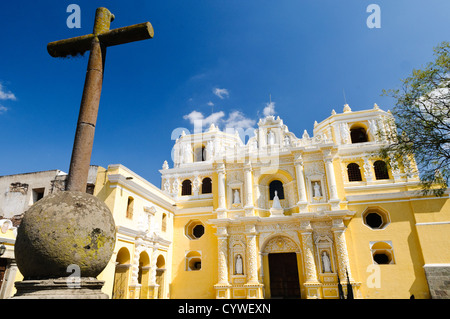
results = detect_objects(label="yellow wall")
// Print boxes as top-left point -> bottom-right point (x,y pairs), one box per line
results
95,164 -> 174,299
346,200 -> 431,299
412,197 -> 450,264
170,213 -> 217,299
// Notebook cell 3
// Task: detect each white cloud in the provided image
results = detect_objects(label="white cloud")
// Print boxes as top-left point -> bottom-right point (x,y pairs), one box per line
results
183,110 -> 255,132
0,84 -> 16,101
207,101 -> 214,106
224,111 -> 256,130
183,110 -> 225,128
213,88 -> 229,99
263,101 -> 276,116
0,105 -> 8,114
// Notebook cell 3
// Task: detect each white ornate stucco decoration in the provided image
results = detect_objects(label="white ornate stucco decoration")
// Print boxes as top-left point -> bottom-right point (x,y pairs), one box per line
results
262,236 -> 298,254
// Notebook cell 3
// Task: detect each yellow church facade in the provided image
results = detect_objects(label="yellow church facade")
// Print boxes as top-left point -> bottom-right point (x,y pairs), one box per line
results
158,104 -> 450,299
1,104 -> 450,299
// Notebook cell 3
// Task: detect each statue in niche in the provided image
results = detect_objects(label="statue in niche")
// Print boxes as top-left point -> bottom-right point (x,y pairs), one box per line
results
206,141 -> 214,160
313,181 -> 322,197
340,123 -> 351,144
233,189 -> 241,204
268,130 -> 275,145
272,190 -> 282,209
250,138 -> 258,151
163,179 -> 170,193
235,254 -> 243,275
283,135 -> 290,146
322,251 -> 332,273
183,144 -> 193,163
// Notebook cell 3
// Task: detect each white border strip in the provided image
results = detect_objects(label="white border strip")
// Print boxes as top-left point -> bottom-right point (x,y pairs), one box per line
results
415,221 -> 450,226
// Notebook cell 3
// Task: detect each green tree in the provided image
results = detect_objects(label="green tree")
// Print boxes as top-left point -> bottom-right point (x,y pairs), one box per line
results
380,41 -> 450,196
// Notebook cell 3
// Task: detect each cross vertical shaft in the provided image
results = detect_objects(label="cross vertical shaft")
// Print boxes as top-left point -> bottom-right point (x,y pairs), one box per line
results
47,7 -> 154,192
66,37 -> 105,192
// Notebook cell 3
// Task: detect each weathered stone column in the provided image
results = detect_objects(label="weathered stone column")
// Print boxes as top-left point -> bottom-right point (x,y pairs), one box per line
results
332,218 -> 353,281
294,154 -> 308,211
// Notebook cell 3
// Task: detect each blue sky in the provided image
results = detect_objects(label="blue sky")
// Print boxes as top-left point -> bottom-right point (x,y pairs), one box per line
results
1,1 -> 450,186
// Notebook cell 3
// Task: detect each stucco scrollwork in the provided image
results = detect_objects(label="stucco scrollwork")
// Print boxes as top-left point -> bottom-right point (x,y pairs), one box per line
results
262,235 -> 299,254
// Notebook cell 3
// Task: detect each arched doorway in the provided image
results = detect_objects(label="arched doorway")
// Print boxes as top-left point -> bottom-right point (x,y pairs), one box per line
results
112,247 -> 131,299
138,251 -> 150,299
156,255 -> 166,299
262,236 -> 301,299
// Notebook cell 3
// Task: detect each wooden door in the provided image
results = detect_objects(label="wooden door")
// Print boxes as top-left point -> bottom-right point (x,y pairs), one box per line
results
0,259 -> 7,292
268,253 -> 301,298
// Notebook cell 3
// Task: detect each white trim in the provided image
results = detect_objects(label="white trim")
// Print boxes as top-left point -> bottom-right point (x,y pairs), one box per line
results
0,237 -> 15,244
423,263 -> 450,267
108,174 -> 175,213
415,221 -> 450,226
347,198 -> 447,206
344,181 -> 420,191
174,212 -> 215,218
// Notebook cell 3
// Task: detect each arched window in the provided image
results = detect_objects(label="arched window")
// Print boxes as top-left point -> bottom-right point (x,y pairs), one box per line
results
194,146 -> 206,162
350,127 -> 368,143
373,160 -> 389,180
181,179 -> 192,196
269,180 -> 284,200
126,196 -> 134,219
347,163 -> 362,182
161,213 -> 167,232
201,177 -> 212,194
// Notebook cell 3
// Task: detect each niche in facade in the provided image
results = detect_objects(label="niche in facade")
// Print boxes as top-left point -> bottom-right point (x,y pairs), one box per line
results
370,241 -> 395,265
185,251 -> 202,271
350,125 -> 368,143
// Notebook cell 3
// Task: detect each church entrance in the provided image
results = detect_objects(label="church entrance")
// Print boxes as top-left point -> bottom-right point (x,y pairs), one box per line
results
268,252 -> 301,298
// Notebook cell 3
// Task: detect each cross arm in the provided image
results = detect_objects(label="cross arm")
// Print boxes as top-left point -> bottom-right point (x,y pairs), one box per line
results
47,34 -> 96,58
97,22 -> 154,48
47,22 -> 154,58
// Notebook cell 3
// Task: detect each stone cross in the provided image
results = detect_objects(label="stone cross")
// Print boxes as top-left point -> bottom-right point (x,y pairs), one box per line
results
47,7 -> 154,192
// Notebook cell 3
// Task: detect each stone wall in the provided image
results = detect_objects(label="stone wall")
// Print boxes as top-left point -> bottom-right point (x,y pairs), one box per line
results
423,265 -> 450,299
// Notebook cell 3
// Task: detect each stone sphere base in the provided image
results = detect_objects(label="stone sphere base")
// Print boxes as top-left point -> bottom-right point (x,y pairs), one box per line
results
13,277 -> 109,299
14,191 -> 116,279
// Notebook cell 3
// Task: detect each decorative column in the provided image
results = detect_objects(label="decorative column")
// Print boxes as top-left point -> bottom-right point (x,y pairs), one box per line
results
214,226 -> 231,299
244,162 -> 254,216
299,220 -> 321,299
192,174 -> 201,196
148,246 -> 160,299
323,149 -> 339,209
388,152 -> 402,182
217,163 -> 227,218
294,153 -> 308,212
332,218 -> 353,282
129,242 -> 144,299
172,177 -> 180,197
245,224 -> 263,298
363,157 -> 373,183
